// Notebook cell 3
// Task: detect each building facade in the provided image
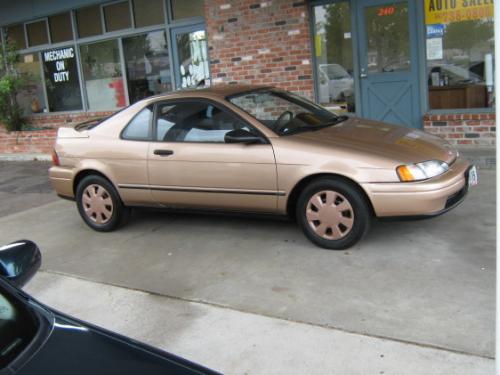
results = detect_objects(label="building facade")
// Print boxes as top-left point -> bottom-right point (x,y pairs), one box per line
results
0,0 -> 495,153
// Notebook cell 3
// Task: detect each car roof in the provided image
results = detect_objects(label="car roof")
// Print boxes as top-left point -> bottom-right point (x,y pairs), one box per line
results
146,84 -> 273,102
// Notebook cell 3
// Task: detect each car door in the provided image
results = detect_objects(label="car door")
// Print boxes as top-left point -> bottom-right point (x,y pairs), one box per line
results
147,99 -> 278,212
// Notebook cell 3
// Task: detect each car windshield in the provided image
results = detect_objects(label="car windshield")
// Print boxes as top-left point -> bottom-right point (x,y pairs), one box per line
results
0,284 -> 37,369
228,89 -> 345,136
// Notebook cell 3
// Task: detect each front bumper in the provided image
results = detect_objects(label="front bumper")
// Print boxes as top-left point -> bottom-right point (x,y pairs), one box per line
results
361,157 -> 471,217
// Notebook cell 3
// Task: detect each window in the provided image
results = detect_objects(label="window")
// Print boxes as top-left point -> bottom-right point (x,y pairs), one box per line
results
133,0 -> 165,27
48,13 -> 73,43
6,24 -> 26,49
425,4 -> 494,109
312,2 -> 355,112
76,6 -> 103,38
230,90 -> 340,136
171,0 -> 204,20
80,40 -> 125,111
103,2 -> 131,32
26,20 -> 49,47
0,287 -> 38,369
174,30 -> 209,88
155,101 -> 250,143
123,31 -> 172,104
122,106 -> 153,140
42,47 -> 83,112
17,53 -> 46,115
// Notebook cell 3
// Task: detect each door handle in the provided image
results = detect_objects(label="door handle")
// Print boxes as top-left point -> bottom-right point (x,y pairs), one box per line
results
153,149 -> 174,156
360,73 -> 368,79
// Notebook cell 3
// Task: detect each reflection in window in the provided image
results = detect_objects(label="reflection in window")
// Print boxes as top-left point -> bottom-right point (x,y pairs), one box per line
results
17,54 -> 46,115
26,20 -> 49,47
133,0 -> 165,27
176,30 -> 209,89
49,13 -> 73,43
76,6 -> 103,38
426,18 -> 494,109
123,31 -> 172,104
364,3 -> 410,73
80,40 -> 125,111
313,2 -> 355,112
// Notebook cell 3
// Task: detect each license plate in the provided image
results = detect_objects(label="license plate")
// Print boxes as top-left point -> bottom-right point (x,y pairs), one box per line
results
468,165 -> 478,187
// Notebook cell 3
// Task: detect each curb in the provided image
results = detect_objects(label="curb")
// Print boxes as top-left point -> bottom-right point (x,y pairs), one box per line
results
0,153 -> 51,161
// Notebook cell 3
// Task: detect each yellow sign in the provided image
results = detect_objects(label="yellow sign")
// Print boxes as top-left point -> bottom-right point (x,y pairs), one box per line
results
425,0 -> 494,24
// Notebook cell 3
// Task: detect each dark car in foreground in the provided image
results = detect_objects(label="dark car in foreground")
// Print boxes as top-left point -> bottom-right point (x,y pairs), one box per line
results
0,240 -> 219,375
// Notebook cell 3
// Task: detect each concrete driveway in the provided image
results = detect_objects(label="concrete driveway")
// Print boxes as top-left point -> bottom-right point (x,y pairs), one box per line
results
0,162 -> 495,365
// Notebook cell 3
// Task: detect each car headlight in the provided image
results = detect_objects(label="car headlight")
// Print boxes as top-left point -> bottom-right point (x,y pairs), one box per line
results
396,160 -> 449,182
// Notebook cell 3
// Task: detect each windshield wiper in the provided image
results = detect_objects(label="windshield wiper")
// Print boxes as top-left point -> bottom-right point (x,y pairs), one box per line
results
317,115 -> 349,128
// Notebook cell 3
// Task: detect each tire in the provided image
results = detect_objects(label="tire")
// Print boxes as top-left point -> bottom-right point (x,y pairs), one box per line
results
296,177 -> 371,250
76,175 -> 130,232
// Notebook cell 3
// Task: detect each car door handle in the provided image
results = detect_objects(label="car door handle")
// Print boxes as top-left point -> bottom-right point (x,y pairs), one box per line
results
153,149 -> 174,156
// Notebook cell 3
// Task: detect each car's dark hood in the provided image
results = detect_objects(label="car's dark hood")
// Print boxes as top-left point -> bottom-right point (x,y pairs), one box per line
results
16,312 -> 218,375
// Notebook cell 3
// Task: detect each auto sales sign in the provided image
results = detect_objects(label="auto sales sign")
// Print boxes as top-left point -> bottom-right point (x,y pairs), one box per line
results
425,0 -> 494,24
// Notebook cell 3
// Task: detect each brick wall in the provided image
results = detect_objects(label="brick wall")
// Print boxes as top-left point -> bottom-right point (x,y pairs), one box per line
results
205,0 -> 314,99
0,111 -> 112,154
423,113 -> 495,147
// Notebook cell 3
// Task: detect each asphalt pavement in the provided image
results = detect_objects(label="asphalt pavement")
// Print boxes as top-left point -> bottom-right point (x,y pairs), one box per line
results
0,161 -> 495,373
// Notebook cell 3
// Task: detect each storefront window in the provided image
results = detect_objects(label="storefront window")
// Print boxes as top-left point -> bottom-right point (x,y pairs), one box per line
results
171,0 -> 204,20
425,1 -> 494,109
175,30 -> 209,88
42,46 -> 83,112
48,13 -> 73,44
76,6 -> 103,38
6,24 -> 26,50
133,0 -> 165,27
17,53 -> 46,115
312,2 -> 355,113
80,40 -> 125,111
26,20 -> 49,47
123,31 -> 172,104
103,2 -> 131,32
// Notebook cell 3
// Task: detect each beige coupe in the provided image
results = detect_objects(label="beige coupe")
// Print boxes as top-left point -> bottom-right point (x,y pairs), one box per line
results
49,85 -> 477,249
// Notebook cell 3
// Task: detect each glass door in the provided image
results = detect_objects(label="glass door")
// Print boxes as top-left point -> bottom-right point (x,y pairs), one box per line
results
312,2 -> 357,114
170,24 -> 210,89
356,0 -> 422,128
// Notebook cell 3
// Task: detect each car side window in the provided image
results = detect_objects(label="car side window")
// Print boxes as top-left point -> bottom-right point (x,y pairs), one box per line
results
122,106 -> 153,141
155,101 -> 253,143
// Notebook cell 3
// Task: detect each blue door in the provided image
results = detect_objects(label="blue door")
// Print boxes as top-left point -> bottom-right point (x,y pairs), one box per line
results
356,0 -> 422,128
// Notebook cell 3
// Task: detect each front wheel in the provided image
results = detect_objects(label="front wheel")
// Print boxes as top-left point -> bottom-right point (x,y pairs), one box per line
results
296,178 -> 371,250
76,175 -> 129,232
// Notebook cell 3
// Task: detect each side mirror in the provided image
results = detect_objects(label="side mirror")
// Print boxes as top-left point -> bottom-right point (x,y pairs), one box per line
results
0,240 -> 41,288
224,129 -> 263,144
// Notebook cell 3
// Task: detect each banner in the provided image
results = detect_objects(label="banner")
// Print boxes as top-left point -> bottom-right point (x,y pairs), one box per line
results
425,0 -> 494,24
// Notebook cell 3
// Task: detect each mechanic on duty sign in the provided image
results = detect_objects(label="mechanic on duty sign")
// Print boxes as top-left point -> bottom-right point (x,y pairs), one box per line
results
425,0 -> 494,24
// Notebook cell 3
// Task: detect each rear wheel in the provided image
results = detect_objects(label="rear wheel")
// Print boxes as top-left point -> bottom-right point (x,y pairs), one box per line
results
76,175 -> 129,232
296,178 -> 371,250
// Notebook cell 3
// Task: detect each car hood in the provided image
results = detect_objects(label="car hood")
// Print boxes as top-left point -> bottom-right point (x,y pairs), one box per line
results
17,312 -> 218,375
291,117 -> 457,165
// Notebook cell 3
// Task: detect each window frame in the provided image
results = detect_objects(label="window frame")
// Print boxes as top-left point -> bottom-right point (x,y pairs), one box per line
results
151,98 -> 270,144
102,0 -> 134,33
25,18 -> 51,48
